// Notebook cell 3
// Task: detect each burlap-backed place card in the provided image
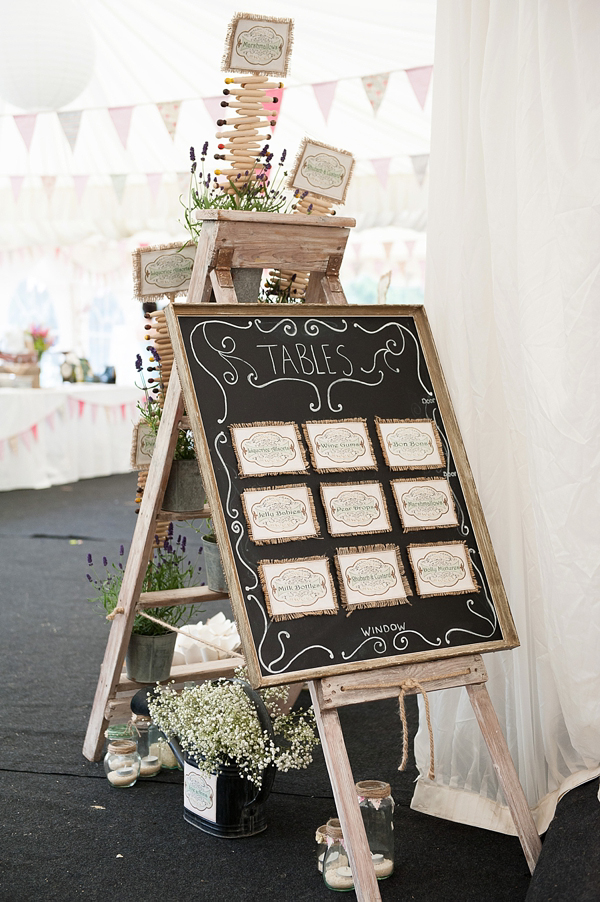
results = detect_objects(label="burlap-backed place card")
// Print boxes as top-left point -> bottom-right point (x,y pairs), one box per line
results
229,421 -> 308,478
222,13 -> 294,76
320,481 -> 391,537
391,477 -> 458,531
258,556 -> 338,622
375,417 -> 445,471
241,483 -> 320,544
130,422 -> 156,470
335,544 -> 411,612
407,541 -> 479,597
303,419 -> 376,473
132,242 -> 196,301
288,138 -> 355,204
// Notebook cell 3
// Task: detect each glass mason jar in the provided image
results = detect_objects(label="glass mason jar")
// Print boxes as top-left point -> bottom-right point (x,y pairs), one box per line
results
355,780 -> 395,879
133,717 -> 162,778
104,739 -> 141,788
315,823 -> 328,873
322,818 -> 354,892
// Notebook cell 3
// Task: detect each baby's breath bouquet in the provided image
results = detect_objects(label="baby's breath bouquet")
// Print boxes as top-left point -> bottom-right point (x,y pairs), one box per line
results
148,674 -> 319,788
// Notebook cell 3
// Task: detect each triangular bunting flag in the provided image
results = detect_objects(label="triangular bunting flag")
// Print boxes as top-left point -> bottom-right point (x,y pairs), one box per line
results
42,176 -> 56,200
157,100 -> 181,140
57,110 -> 82,152
73,175 -> 88,203
405,239 -> 416,257
361,74 -> 390,115
313,81 -> 337,124
410,154 -> 429,186
20,430 -> 31,452
147,173 -> 162,201
10,176 -> 24,202
109,106 -> 133,148
14,114 -> 37,151
406,65 -> 433,110
111,174 -> 127,202
203,96 -> 224,125
371,158 -> 392,189
383,242 -> 394,260
262,87 -> 284,130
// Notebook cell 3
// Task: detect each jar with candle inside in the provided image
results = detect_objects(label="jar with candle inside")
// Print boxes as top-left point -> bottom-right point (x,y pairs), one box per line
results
315,823 -> 328,873
322,818 -> 354,892
133,717 -> 162,778
355,780 -> 394,879
104,739 -> 141,788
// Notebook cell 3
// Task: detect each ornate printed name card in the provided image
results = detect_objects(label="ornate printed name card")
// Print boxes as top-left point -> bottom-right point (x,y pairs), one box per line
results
132,242 -> 196,301
375,417 -> 445,470
392,478 -> 458,530
130,422 -> 156,470
407,542 -> 479,597
258,557 -> 338,621
241,484 -> 320,544
222,13 -> 294,76
288,138 -> 356,204
230,422 -> 308,477
303,419 -> 376,472
335,545 -> 411,611
320,482 -> 391,537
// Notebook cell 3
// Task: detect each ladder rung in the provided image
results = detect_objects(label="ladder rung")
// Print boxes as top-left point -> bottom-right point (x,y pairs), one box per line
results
115,657 -> 242,693
157,506 -> 211,521
138,586 -> 229,608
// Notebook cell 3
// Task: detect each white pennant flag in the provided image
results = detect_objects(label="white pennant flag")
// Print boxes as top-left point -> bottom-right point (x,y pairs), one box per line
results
361,74 -> 390,115
111,174 -> 127,202
410,154 -> 429,186
57,111 -> 82,152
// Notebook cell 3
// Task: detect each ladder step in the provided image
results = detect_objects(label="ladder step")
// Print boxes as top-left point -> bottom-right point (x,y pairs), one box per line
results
138,586 -> 229,608
115,657 -> 242,693
157,506 -> 211,521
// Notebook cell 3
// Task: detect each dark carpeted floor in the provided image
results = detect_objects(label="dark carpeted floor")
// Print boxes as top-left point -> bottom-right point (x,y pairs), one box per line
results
0,473 -> 597,901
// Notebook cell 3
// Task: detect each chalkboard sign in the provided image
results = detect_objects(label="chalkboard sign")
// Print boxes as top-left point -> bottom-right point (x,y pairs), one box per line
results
166,304 -> 518,688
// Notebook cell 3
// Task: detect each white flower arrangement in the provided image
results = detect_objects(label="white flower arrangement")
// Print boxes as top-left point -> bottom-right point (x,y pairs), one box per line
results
148,673 -> 319,788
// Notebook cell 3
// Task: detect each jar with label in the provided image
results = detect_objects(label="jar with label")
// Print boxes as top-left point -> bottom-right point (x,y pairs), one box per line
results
315,823 -> 328,873
322,818 -> 354,892
355,780 -> 394,879
133,717 -> 162,778
104,739 -> 141,788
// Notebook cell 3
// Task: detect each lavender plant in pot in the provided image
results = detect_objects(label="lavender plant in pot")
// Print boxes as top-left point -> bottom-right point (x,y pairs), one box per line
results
86,530 -> 204,683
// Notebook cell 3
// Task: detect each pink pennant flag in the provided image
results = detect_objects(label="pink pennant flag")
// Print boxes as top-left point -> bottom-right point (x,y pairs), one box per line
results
111,174 -> 127,202
406,66 -> 433,110
203,96 -> 224,125
10,177 -> 24,202
371,158 -> 392,189
78,399 -> 85,418
31,424 -> 39,442
410,154 -> 429,187
405,240 -> 416,257
361,74 -> 390,115
73,175 -> 88,203
45,411 -> 55,430
109,106 -> 133,148
313,81 -> 337,124
262,87 -> 284,130
120,403 -> 127,420
147,173 -> 162,201
57,110 -> 82,152
20,430 -> 31,452
14,114 -> 37,151
42,176 -> 56,200
157,100 -> 181,140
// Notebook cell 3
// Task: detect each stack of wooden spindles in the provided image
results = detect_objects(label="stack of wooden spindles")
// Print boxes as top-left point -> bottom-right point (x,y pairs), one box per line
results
214,75 -> 282,195
270,192 -> 336,299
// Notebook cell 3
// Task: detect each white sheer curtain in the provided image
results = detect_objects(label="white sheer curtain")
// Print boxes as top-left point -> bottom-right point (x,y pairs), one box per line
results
413,0 -> 600,834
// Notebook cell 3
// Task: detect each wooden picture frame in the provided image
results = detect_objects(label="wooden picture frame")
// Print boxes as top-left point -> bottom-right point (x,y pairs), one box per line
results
132,242 -> 197,301
288,138 -> 356,204
166,303 -> 519,688
222,13 -> 294,76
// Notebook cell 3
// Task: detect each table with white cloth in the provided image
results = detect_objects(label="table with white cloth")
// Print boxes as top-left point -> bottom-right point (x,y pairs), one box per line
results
0,384 -> 143,491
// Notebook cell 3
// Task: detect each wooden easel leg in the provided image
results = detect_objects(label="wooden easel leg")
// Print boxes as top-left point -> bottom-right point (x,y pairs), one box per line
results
82,371 -> 185,761
309,681 -> 381,902
466,683 -> 542,873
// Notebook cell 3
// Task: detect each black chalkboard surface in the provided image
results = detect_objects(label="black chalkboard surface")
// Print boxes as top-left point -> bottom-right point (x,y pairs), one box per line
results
167,304 -> 518,688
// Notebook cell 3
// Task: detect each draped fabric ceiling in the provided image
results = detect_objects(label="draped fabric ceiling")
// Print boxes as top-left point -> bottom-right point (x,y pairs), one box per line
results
0,0 -> 435,248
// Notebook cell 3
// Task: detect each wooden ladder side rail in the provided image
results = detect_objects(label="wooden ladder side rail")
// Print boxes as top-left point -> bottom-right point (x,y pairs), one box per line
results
82,372 -> 185,762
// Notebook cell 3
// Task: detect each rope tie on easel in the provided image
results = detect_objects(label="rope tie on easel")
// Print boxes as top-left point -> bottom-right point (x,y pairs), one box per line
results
398,678 -> 435,781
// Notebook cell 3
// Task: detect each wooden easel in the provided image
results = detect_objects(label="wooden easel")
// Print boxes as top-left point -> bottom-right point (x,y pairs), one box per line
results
84,210 -> 541,900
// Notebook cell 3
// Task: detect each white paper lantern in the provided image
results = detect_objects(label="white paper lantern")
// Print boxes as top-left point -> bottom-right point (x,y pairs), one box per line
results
0,0 -> 96,111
